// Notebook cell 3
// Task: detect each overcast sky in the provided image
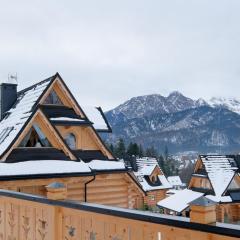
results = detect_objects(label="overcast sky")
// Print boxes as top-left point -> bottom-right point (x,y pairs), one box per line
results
0,1 -> 240,110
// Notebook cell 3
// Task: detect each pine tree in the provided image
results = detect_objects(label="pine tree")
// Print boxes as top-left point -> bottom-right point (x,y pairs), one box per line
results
115,138 -> 126,159
164,145 -> 169,161
145,146 -> 157,158
127,142 -> 140,157
139,144 -> 144,157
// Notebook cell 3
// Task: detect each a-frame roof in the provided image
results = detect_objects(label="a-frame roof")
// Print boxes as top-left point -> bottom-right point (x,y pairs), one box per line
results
199,155 -> 237,198
0,75 -> 55,159
0,73 -> 114,161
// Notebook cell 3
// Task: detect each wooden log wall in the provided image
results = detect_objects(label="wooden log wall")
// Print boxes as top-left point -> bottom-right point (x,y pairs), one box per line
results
0,192 -> 238,240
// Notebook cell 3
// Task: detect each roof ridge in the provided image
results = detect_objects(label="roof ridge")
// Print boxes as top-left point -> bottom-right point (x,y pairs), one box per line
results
17,73 -> 57,96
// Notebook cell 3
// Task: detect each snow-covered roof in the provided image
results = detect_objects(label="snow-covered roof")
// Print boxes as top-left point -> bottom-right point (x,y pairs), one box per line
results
50,117 -> 85,122
0,160 -> 91,176
167,176 -> 183,186
200,155 -> 237,198
0,75 -> 112,161
0,78 -> 52,157
138,165 -> 157,176
157,189 -> 204,213
82,106 -> 111,132
205,195 -> 232,203
88,160 -> 126,171
134,157 -> 172,191
136,157 -> 159,169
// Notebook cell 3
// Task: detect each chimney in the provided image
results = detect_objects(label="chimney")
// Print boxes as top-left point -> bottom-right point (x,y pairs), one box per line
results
189,196 -> 217,225
46,182 -> 67,200
0,82 -> 17,120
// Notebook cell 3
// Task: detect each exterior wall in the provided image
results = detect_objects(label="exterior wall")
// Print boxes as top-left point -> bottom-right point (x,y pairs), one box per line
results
56,125 -> 113,158
0,173 -> 144,209
144,189 -> 167,207
189,176 -> 211,189
56,126 -> 99,150
86,173 -> 143,209
216,204 -> 240,223
0,193 -> 238,240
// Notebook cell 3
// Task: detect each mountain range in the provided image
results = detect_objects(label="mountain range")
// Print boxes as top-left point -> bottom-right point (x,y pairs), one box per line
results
105,92 -> 240,154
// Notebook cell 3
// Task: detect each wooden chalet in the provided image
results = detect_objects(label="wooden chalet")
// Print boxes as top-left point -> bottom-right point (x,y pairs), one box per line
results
0,73 -> 145,209
158,155 -> 240,224
128,157 -> 171,208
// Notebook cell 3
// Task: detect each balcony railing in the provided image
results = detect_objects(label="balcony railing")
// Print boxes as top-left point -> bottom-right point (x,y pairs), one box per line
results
0,189 -> 239,239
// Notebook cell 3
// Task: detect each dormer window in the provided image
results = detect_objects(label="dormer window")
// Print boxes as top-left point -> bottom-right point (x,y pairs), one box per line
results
151,175 -> 157,183
65,133 -> 76,149
44,90 -> 63,105
19,124 -> 52,147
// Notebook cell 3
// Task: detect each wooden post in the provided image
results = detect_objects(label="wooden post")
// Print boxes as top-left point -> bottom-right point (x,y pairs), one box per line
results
46,182 -> 67,200
189,196 -> 217,224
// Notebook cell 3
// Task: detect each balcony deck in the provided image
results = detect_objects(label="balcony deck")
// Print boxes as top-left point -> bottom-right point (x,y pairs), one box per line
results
0,189 -> 239,239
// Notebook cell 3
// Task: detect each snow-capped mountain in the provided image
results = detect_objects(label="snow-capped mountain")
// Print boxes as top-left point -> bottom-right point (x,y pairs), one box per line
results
208,97 -> 240,115
105,92 -> 240,153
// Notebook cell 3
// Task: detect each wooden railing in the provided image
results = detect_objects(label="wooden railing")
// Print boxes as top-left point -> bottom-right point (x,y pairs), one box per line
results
0,190 -> 239,240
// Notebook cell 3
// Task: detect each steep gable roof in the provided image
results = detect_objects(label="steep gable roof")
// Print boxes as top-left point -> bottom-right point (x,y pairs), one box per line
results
133,157 -> 171,192
0,75 -> 55,159
200,155 -> 237,198
82,106 -> 112,132
0,73 -> 114,161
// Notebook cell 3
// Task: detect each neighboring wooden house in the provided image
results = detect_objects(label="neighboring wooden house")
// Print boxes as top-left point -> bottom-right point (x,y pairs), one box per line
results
158,155 -> 240,223
0,73 -> 145,208
129,157 -> 171,208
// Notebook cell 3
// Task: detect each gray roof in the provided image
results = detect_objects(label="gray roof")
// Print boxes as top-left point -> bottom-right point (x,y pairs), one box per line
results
189,196 -> 216,207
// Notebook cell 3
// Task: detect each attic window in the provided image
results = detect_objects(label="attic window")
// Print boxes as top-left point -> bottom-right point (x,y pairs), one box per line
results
44,90 -> 63,105
65,133 -> 76,150
151,175 -> 157,183
19,124 -> 52,147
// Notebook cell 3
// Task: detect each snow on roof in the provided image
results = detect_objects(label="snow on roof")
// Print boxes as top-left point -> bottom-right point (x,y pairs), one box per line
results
167,176 -> 183,186
138,165 -> 156,176
205,195 -> 232,203
201,155 -> 237,198
0,79 -> 52,157
0,160 -> 91,176
136,157 -> 159,169
157,189 -> 204,213
50,117 -> 85,122
135,174 -> 171,192
88,160 -> 126,171
82,106 -> 110,131
134,157 -> 172,191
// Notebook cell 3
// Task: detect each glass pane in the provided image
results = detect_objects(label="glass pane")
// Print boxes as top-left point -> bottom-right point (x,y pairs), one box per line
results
65,133 -> 76,149
43,90 -> 63,105
19,124 -> 52,147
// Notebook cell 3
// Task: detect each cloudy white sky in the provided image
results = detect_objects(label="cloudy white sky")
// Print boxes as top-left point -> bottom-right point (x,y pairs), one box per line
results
0,0 -> 240,110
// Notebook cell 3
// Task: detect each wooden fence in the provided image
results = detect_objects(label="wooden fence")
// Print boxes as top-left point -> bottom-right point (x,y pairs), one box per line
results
0,190 -> 239,240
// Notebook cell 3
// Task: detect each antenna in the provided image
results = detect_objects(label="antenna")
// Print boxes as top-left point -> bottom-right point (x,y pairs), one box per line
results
7,73 -> 18,84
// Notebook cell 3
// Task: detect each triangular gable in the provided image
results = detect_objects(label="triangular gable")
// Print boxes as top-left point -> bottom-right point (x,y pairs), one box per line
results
39,73 -> 87,118
223,173 -> 240,196
189,157 -> 214,190
0,73 -> 114,160
40,74 -> 114,159
0,75 -> 55,160
2,109 -> 76,161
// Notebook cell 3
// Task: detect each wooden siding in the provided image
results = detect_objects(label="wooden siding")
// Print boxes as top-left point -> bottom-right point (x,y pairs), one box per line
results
144,190 -> 167,207
57,126 -> 99,150
0,173 -> 144,209
189,176 -> 212,189
2,110 -> 76,161
0,192 -> 238,240
56,125 -> 114,159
